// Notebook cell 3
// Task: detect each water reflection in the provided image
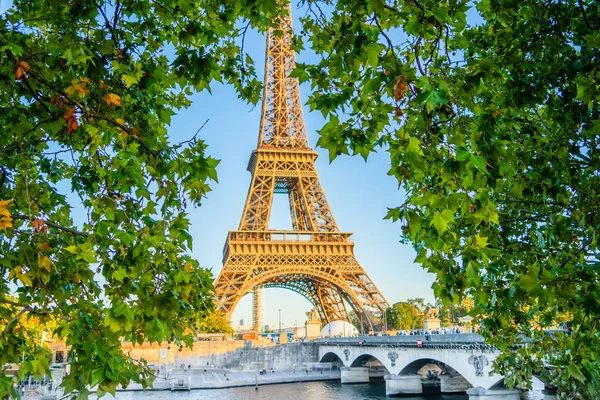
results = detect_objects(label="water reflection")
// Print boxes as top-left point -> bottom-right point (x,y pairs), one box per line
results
109,381 -> 469,400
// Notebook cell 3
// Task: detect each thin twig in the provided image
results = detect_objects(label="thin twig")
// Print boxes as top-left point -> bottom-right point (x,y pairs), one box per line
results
12,214 -> 89,237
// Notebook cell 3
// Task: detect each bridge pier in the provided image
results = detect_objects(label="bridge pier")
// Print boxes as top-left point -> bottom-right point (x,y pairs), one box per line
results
467,387 -> 521,400
340,367 -> 370,384
440,374 -> 471,393
385,374 -> 423,396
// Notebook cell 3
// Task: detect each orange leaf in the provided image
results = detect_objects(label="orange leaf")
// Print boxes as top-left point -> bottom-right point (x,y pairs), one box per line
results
15,67 -> 25,80
104,93 -> 122,107
41,242 -> 51,252
64,107 -> 76,121
17,60 -> 30,72
0,216 -> 12,231
31,219 -> 47,232
394,76 -> 408,102
67,118 -> 79,135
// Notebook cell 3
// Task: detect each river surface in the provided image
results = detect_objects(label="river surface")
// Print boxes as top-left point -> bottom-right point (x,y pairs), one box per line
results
110,381 -> 468,400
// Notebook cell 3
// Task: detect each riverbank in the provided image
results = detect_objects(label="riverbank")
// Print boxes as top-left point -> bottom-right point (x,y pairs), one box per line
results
119,368 -> 341,391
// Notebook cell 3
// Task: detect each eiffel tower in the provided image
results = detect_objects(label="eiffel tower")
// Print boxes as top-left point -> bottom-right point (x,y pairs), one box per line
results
213,3 -> 389,332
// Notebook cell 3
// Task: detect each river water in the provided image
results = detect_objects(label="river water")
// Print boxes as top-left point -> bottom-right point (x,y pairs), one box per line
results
110,381 -> 468,400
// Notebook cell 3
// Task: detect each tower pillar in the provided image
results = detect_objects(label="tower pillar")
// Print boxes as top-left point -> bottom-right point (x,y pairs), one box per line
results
252,285 -> 263,333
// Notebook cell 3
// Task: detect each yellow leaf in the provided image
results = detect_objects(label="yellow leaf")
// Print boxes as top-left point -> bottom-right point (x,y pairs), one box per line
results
18,273 -> 32,286
184,262 -> 194,273
116,118 -> 126,126
8,266 -> 22,280
0,217 -> 13,231
104,93 -> 122,106
489,210 -> 500,225
65,79 -> 90,97
39,256 -> 53,272
0,199 -> 11,210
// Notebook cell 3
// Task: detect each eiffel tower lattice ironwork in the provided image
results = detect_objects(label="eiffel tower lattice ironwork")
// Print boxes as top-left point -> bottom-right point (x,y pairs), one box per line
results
213,4 -> 389,332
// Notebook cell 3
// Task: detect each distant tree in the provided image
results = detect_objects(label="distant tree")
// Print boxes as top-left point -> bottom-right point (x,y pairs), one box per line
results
348,310 -> 362,333
389,298 -> 426,331
436,297 -> 475,326
198,312 -> 233,335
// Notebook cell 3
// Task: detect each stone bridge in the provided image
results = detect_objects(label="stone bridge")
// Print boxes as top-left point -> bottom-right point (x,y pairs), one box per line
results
315,334 -> 542,399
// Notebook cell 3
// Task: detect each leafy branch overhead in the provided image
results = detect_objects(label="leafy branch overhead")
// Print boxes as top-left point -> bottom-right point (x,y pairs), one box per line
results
0,0 -> 277,397
296,0 -> 600,397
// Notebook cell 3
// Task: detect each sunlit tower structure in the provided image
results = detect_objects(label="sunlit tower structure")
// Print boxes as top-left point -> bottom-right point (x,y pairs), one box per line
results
213,3 -> 389,332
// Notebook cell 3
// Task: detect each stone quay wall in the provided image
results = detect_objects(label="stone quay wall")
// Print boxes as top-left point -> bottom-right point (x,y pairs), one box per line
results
119,340 -> 319,372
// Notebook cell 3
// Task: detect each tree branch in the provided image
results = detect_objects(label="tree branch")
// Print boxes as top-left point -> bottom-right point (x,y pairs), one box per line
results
84,113 -> 159,157
12,214 -> 89,237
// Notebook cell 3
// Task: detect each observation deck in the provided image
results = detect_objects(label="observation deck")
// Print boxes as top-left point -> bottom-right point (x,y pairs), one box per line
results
222,230 -> 355,263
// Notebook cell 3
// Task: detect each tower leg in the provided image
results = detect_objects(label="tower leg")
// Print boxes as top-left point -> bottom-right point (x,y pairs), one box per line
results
252,285 -> 263,333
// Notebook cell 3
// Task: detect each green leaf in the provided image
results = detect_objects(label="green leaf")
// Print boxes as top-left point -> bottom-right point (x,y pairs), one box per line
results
470,155 -> 488,174
455,146 -> 470,161
568,364 -> 586,383
474,234 -> 488,248
431,212 -> 449,235
366,43 -> 380,68
91,367 -> 105,387
122,74 -> 140,88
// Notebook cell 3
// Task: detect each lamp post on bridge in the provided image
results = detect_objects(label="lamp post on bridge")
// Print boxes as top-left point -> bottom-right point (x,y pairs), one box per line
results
383,306 -> 388,334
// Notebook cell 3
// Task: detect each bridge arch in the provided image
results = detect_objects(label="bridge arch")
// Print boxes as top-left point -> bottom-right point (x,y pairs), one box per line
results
349,353 -> 391,375
400,358 -> 469,380
396,355 -> 482,388
319,351 -> 345,368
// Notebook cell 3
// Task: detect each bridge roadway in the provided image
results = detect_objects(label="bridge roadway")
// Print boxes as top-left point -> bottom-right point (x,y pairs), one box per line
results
314,334 -> 542,399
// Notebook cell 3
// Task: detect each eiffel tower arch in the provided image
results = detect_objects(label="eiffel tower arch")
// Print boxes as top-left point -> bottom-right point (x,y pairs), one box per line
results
213,3 -> 389,332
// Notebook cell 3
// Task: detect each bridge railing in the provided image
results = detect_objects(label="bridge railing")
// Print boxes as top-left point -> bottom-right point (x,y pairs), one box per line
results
315,331 -> 566,349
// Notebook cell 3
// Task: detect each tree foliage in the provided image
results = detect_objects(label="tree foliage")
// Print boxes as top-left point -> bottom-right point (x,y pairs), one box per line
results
295,0 -> 600,396
435,297 -> 474,327
198,311 -> 233,335
388,298 -> 425,331
0,0 -> 280,397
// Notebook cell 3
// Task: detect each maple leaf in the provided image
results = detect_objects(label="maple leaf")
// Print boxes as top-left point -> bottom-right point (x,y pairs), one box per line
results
0,199 -> 13,231
31,219 -> 48,233
14,60 -> 30,80
64,107 -> 79,135
104,93 -> 122,106
65,79 -> 90,97
39,256 -> 53,272
394,76 -> 408,102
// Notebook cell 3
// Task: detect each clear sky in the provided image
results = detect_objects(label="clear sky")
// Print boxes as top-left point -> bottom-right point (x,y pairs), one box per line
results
167,8 -> 438,329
